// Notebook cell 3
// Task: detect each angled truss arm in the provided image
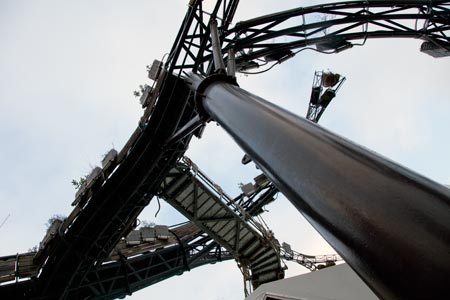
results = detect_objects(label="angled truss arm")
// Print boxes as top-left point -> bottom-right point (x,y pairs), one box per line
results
165,0 -> 240,75
65,236 -> 231,300
217,1 -> 450,67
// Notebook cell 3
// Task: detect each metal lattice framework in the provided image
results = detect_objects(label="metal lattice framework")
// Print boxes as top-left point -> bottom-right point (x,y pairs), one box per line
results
280,244 -> 342,271
159,159 -> 284,293
65,233 -> 232,300
31,73 -> 198,300
306,71 -> 346,122
229,1 -> 450,66
168,0 -> 449,76
1,1 -> 449,300
166,0 -> 240,75
0,224 -> 233,300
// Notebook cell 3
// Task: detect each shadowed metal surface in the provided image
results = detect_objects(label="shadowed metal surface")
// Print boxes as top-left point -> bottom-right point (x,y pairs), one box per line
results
187,73 -> 450,300
0,224 -> 233,300
1,1 -> 449,299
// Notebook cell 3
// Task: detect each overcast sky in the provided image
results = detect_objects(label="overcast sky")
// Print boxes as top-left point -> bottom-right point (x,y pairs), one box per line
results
0,1 -> 449,299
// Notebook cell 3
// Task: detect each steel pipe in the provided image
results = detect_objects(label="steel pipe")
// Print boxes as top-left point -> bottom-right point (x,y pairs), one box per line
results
186,73 -> 450,300
210,19 -> 226,72
227,49 -> 236,78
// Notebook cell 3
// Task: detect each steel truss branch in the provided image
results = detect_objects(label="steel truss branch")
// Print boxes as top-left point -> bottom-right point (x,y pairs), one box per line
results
165,1 -> 449,78
166,0 -> 240,76
217,1 -> 450,67
3,1 -> 449,300
159,161 -> 284,289
65,235 -> 231,300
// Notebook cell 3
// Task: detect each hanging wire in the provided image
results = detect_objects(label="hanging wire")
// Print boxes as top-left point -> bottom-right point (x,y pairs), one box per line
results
237,263 -> 252,297
256,214 -> 271,234
154,195 -> 162,217
239,60 -> 279,75
352,2 -> 369,46
419,3 -> 450,51
0,213 -> 10,230
239,47 -> 336,75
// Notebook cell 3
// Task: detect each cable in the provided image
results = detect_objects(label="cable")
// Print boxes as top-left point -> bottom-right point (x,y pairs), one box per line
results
168,220 -> 190,229
239,61 -> 279,75
0,213 -> 10,230
294,47 -> 337,55
353,21 -> 369,46
239,47 -> 336,75
155,196 -> 161,218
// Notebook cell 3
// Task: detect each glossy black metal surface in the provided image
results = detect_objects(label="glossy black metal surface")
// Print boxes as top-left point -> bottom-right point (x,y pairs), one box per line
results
187,73 -> 450,300
2,1 -> 449,299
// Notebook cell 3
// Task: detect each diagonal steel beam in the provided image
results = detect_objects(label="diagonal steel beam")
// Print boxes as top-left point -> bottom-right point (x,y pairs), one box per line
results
187,73 -> 450,300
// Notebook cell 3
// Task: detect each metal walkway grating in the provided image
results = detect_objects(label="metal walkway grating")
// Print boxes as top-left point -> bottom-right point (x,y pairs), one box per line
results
159,159 -> 284,288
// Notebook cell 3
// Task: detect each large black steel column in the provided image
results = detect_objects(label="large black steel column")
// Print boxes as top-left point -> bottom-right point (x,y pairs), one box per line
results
187,73 -> 450,300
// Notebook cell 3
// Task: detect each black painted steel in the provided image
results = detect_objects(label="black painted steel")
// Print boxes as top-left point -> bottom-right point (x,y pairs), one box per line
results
66,238 -> 231,300
35,74 -> 195,300
218,1 -> 450,66
166,0 -> 240,75
4,1 -> 450,299
0,236 -> 232,300
187,73 -> 450,300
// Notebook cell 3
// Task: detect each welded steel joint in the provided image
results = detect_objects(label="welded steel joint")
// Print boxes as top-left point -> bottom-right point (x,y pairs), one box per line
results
184,70 -> 450,300
189,73 -> 238,121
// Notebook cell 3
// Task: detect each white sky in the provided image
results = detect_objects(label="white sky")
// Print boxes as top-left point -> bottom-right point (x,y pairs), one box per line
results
0,1 -> 449,299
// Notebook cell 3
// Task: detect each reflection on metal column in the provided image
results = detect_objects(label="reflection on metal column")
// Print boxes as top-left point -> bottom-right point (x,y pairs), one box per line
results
186,73 -> 450,300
